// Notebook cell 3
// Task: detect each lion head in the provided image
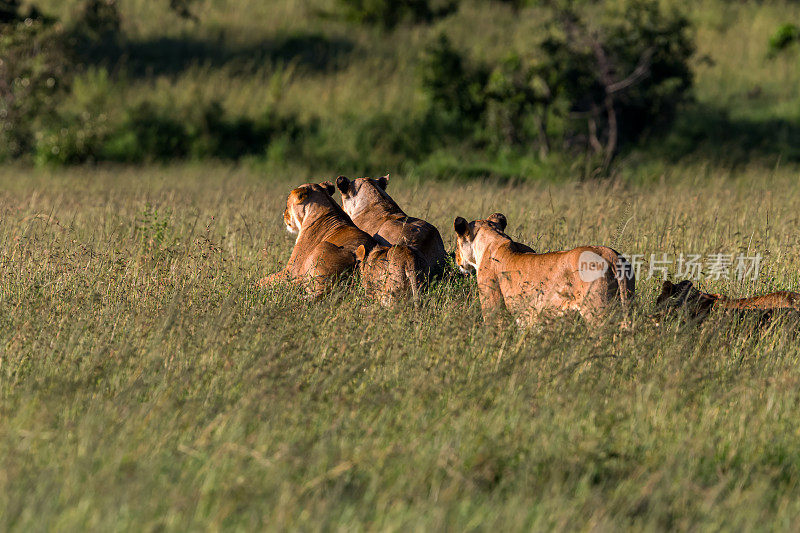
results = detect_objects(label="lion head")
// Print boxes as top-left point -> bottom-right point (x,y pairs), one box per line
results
335,175 -> 390,219
453,213 -> 507,275
656,279 -> 716,317
283,181 -> 336,236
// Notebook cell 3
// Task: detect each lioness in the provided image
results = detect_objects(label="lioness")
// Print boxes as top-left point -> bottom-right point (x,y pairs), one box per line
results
454,213 -> 635,326
258,181 -> 375,296
335,175 -> 447,276
656,279 -> 800,323
355,243 -> 427,307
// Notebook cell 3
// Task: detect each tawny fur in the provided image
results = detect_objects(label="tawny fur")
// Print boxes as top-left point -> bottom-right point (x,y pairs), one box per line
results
258,181 -> 376,297
454,213 -> 635,326
656,279 -> 800,323
356,244 -> 427,307
336,175 -> 447,277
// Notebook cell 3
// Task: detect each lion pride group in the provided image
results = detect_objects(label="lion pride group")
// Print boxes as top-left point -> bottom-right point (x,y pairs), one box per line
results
260,176 -> 800,326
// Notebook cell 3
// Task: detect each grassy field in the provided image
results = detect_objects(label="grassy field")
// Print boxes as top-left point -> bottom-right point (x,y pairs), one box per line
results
2,164 -> 800,529
3,0 -> 800,529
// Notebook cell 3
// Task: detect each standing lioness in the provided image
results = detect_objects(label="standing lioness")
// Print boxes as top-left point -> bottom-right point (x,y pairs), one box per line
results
336,175 -> 447,276
258,181 -> 375,297
454,213 -> 635,326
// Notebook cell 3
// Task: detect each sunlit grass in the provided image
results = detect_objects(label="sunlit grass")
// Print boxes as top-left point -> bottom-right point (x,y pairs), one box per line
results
1,164 -> 800,529
3,0 -> 800,527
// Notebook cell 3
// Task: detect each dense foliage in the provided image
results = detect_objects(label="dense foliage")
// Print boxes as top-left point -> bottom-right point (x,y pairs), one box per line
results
420,0 -> 694,168
769,22 -> 800,56
0,0 -> 71,160
0,0 -> 798,176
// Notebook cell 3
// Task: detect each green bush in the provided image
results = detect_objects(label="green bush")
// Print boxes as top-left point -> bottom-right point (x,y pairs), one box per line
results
482,55 -> 551,151
1,0 -> 129,163
33,119 -> 108,166
77,0 -> 121,39
35,91 -> 309,165
420,35 -> 552,154
102,102 -> 191,162
32,68 -> 117,165
768,23 -> 800,55
420,0 -> 694,168
540,0 -> 694,165
420,34 -> 488,129
350,111 -> 447,172
0,3 -> 72,161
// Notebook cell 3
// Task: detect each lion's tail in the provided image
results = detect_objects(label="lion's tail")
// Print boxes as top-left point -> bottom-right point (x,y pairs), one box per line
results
408,252 -> 430,308
407,266 -> 420,303
610,251 -> 636,323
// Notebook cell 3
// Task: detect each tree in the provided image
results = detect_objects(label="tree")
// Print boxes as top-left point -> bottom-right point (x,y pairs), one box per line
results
541,0 -> 694,169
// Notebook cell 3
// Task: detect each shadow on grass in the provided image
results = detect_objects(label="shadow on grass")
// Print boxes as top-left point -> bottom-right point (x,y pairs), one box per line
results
76,32 -> 356,77
656,105 -> 800,165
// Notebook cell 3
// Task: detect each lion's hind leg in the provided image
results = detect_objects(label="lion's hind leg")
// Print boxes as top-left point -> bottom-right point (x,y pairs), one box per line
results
303,242 -> 358,297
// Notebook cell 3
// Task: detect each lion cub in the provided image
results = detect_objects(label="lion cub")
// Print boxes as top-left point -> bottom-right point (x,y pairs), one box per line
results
656,279 -> 800,323
355,243 -> 427,307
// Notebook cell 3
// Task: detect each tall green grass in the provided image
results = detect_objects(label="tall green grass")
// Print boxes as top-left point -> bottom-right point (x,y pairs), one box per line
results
1,163 -> 800,529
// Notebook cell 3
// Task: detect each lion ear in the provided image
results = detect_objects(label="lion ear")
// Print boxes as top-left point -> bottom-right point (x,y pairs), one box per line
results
488,213 -> 507,231
319,181 -> 335,196
376,175 -> 389,190
336,176 -> 350,194
295,187 -> 309,202
661,280 -> 673,294
454,217 -> 469,237
355,244 -> 367,262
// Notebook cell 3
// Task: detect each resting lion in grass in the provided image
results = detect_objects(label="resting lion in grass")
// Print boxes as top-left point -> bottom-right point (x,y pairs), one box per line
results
336,175 -> 447,277
355,243 -> 427,307
656,279 -> 800,323
258,181 -> 375,297
454,213 -> 635,326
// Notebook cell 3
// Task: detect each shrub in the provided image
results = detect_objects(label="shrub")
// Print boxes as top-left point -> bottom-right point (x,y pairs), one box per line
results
482,55 -> 551,151
78,0 -> 120,39
102,102 -> 191,162
0,2 -> 72,161
420,0 -> 694,169
185,103 -> 305,160
420,34 -> 488,129
768,23 -> 800,56
1,0 -> 129,163
35,91 -> 309,165
420,35 -> 553,154
541,0 -> 694,167
351,111 -> 446,171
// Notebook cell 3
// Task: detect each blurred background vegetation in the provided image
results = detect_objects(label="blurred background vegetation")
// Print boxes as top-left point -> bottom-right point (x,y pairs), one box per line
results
1,0 -> 799,180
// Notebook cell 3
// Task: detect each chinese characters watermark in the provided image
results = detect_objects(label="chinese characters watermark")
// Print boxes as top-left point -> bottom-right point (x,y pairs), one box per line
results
578,252 -> 762,282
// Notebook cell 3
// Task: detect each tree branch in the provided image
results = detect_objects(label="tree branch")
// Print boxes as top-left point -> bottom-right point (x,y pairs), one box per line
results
606,48 -> 654,94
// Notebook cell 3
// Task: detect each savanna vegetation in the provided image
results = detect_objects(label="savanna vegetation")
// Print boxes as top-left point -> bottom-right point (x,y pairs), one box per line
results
1,0 -> 799,177
3,166 -> 800,529
2,0 -> 800,529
